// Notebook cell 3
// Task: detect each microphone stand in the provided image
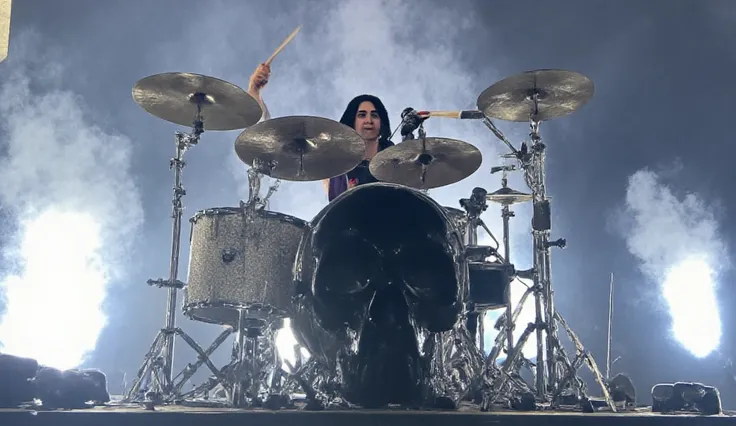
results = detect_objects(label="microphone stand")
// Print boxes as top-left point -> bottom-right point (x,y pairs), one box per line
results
395,107 -> 432,193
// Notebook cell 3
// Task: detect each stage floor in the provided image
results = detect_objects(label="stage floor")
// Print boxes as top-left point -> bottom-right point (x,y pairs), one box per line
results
0,404 -> 733,426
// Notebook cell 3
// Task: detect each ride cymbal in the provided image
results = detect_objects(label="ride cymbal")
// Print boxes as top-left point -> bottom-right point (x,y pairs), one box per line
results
132,72 -> 262,130
369,137 -> 482,189
477,69 -> 594,122
234,115 -> 365,181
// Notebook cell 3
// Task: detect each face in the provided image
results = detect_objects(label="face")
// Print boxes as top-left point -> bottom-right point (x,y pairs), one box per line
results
354,101 -> 381,142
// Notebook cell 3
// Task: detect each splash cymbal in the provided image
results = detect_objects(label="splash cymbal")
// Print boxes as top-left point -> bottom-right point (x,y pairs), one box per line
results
132,72 -> 263,130
369,137 -> 482,189
477,69 -> 594,122
234,115 -> 365,181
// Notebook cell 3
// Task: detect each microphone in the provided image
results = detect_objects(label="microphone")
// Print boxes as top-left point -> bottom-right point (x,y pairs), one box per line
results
400,107 -> 427,137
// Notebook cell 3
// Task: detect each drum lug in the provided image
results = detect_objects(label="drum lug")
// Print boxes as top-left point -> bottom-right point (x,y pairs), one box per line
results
221,248 -> 238,263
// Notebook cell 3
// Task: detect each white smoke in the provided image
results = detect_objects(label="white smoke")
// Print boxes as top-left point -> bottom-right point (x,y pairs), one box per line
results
618,167 -> 725,358
0,30 -> 144,369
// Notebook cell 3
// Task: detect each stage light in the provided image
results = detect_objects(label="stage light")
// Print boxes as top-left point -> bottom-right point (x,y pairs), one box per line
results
662,256 -> 721,358
0,209 -> 107,370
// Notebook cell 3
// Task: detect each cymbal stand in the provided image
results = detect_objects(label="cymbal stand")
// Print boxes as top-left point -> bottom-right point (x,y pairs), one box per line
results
244,158 -> 279,210
512,96 -> 613,409
491,167 -> 516,355
459,188 -> 505,355
415,122 -> 431,194
395,107 -> 432,193
125,107 -> 230,404
459,188 -> 503,258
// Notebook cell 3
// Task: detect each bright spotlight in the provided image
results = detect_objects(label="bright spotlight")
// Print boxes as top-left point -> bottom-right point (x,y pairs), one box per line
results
662,257 -> 721,358
0,209 -> 108,370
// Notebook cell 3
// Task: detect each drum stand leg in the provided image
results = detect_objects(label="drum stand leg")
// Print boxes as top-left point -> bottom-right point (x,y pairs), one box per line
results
125,112 -> 229,403
228,313 -> 286,408
496,102 -> 614,410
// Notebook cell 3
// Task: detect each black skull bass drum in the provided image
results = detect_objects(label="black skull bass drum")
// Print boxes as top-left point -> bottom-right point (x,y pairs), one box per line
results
291,183 -> 474,408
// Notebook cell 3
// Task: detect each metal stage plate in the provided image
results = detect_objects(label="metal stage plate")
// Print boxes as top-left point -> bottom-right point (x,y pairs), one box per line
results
0,403 -> 732,426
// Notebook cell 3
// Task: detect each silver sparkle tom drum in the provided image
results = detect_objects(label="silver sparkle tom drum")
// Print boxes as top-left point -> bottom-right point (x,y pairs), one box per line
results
183,206 -> 308,327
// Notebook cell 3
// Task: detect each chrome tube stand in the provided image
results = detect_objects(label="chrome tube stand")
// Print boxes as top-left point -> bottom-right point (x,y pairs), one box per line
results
227,158 -> 284,408
244,158 -> 279,211
459,187 -> 506,355
478,101 -> 614,411
527,107 -> 554,398
498,171 -> 516,356
125,107 -> 231,404
520,95 -> 612,408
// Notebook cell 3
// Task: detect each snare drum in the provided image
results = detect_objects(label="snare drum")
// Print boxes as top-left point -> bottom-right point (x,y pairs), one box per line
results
468,261 -> 512,310
183,207 -> 308,326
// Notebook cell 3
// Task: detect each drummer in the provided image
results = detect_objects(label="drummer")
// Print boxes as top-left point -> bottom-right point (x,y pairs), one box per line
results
323,94 -> 395,201
247,64 -> 394,201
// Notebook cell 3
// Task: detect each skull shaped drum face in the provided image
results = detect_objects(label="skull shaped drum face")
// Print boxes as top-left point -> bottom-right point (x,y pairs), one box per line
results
292,183 -> 466,407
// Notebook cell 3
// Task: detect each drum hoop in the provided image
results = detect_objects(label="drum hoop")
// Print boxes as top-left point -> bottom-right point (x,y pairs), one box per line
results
189,206 -> 309,227
182,301 -> 289,320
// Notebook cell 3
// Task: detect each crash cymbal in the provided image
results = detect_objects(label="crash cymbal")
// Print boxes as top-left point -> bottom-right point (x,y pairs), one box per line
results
369,137 -> 482,189
132,72 -> 262,130
477,69 -> 594,122
486,187 -> 534,206
234,115 -> 365,181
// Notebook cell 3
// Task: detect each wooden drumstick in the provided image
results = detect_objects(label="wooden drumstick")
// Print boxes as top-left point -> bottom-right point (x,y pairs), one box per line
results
417,110 -> 486,119
264,25 -> 301,66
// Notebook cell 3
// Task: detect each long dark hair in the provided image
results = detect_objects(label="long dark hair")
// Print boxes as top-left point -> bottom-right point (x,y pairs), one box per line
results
338,94 -> 392,142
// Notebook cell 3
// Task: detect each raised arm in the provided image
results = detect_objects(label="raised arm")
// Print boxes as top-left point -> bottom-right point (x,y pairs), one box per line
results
248,63 -> 271,122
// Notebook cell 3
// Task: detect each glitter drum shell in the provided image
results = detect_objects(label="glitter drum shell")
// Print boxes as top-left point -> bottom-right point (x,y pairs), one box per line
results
184,206 -> 309,327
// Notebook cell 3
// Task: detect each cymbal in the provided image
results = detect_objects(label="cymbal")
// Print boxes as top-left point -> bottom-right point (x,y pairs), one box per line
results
234,115 -> 365,181
477,69 -> 594,122
486,187 -> 533,206
369,137 -> 482,189
132,72 -> 262,130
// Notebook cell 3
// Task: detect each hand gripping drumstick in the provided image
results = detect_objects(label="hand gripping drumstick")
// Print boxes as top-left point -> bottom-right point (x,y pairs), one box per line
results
265,25 -> 301,66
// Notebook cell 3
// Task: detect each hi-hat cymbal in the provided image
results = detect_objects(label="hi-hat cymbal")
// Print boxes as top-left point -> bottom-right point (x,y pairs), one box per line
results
477,69 -> 594,122
132,72 -> 263,130
486,187 -> 533,206
234,115 -> 365,181
369,137 -> 482,189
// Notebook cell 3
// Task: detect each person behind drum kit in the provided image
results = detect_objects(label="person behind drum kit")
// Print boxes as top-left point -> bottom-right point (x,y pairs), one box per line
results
321,94 -> 395,201
247,65 -> 393,201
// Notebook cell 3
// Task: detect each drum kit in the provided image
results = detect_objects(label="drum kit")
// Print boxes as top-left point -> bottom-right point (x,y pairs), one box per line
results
122,66 -> 617,412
